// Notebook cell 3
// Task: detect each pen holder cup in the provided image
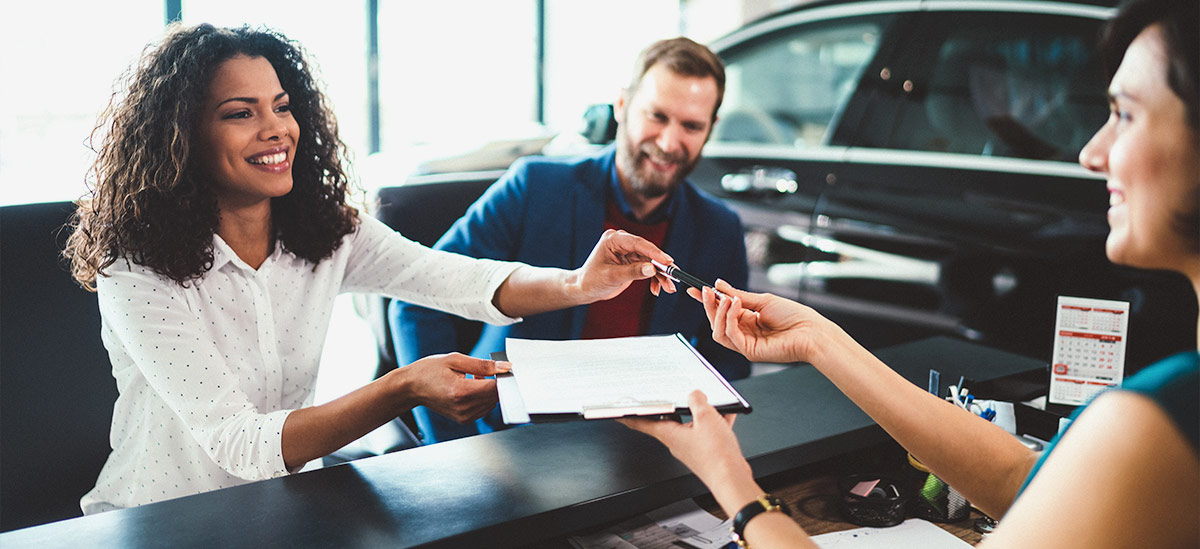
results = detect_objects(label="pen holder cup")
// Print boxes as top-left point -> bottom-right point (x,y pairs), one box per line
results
837,474 -> 908,528
908,454 -> 970,522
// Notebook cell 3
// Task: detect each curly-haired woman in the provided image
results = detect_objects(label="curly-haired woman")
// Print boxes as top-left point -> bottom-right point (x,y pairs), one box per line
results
66,24 -> 677,514
623,0 -> 1198,546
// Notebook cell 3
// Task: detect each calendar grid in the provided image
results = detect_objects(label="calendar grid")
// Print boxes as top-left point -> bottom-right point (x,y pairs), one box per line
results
1049,297 -> 1129,405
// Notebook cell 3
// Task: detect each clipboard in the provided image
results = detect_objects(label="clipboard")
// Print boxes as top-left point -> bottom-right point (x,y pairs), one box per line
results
495,334 -> 752,424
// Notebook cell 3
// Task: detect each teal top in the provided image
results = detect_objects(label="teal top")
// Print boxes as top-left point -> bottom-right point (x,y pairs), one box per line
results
1016,350 -> 1199,498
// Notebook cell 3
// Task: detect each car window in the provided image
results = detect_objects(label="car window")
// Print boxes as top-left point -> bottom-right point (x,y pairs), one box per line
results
880,12 -> 1108,162
713,16 -> 890,148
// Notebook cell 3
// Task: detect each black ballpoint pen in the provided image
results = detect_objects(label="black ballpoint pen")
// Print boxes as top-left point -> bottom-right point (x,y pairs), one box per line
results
651,260 -> 726,298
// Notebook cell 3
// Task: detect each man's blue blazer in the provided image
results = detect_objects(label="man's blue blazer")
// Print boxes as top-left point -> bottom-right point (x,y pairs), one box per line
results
390,147 -> 750,439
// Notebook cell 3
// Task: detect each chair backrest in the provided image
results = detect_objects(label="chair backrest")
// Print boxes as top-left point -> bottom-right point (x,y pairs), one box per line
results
368,176 -> 498,374
0,202 -> 118,532
356,177 -> 495,440
375,176 -> 500,247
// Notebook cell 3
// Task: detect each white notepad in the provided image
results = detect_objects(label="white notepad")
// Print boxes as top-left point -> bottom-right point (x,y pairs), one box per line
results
497,334 -> 751,424
810,518 -> 971,548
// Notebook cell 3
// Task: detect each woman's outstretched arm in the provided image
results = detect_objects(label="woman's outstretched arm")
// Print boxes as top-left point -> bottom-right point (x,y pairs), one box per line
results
697,281 -> 1038,518
492,229 -> 677,317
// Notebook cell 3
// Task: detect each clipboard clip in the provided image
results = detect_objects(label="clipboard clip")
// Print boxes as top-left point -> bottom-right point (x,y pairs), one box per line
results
581,399 -> 675,419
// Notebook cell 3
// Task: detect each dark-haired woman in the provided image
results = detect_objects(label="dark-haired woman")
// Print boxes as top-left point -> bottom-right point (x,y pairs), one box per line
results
622,0 -> 1198,546
66,24 -> 676,513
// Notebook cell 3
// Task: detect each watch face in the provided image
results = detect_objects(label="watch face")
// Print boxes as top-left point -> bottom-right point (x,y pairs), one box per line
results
765,494 -> 787,513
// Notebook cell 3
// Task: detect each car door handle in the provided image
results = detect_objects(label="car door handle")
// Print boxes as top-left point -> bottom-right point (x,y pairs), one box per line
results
721,167 -> 798,194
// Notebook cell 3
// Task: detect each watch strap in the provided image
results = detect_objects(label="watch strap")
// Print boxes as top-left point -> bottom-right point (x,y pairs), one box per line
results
731,493 -> 789,548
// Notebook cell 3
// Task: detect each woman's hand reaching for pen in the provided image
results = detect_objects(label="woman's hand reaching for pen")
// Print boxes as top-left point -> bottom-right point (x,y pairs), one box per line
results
690,280 -> 832,365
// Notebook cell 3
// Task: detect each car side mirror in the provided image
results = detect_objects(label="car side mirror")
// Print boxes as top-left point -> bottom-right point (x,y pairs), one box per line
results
581,104 -> 617,145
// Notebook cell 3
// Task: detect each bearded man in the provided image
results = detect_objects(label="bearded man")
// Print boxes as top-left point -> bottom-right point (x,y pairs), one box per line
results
392,37 -> 749,443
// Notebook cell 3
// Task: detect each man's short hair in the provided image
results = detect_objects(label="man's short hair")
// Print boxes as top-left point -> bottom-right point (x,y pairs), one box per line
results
627,37 -> 725,123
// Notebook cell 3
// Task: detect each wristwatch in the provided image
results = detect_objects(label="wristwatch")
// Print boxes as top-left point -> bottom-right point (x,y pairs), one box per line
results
731,493 -> 789,548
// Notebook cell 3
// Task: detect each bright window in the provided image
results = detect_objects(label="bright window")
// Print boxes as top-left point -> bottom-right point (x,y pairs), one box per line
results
1,1 -> 747,206
371,0 -> 682,184
0,1 -> 162,206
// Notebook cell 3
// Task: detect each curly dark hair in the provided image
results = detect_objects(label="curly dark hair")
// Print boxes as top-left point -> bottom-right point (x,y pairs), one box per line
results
65,23 -> 358,290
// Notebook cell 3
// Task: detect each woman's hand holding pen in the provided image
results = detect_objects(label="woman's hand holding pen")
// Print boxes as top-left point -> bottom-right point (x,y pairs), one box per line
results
574,229 -> 677,302
691,280 -> 831,365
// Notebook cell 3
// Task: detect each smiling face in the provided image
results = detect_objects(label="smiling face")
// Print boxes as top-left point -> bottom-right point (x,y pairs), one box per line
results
614,62 -> 718,216
193,54 -> 300,213
1079,24 -> 1200,274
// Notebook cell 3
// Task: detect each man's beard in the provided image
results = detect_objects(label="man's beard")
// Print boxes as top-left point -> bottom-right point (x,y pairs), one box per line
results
617,130 -> 700,200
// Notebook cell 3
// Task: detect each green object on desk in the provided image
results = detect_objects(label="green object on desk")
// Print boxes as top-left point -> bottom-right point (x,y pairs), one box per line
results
920,473 -> 948,513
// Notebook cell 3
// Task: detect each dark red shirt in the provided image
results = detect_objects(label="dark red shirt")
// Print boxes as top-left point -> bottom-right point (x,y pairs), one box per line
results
579,199 -> 669,339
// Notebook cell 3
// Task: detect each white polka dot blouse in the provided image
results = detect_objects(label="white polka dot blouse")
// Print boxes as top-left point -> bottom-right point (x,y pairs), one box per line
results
81,215 -> 521,514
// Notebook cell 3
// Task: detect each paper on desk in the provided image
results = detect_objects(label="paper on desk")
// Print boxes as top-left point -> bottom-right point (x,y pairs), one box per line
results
811,518 -> 971,548
497,372 -> 530,424
975,399 -> 1016,434
567,499 -> 732,549
505,335 -> 740,416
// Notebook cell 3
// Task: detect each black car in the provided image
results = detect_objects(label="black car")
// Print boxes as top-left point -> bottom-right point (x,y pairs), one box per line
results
386,0 -> 1195,372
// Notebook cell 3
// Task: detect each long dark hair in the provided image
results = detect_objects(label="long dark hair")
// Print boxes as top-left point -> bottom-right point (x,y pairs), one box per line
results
1101,0 -> 1199,247
65,23 -> 358,290
1102,0 -> 1198,130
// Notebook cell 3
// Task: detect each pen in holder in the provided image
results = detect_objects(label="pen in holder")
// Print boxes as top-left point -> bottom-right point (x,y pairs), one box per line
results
908,453 -> 969,522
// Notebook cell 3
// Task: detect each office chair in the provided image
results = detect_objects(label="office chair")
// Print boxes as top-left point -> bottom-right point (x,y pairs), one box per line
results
0,202 -> 118,532
328,175 -> 497,458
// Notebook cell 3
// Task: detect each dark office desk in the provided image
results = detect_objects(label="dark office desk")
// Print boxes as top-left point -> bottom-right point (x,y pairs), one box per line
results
1,336 -> 1044,548
707,441 -> 987,545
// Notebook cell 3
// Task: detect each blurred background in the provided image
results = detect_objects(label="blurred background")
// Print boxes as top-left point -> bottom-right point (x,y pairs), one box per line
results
0,0 -> 803,207
0,0 -> 811,403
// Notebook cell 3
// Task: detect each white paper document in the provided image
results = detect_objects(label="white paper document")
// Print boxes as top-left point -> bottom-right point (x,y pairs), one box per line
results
497,372 -> 531,424
566,500 -> 969,549
567,499 -> 732,549
811,518 -> 971,548
499,334 -> 750,423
